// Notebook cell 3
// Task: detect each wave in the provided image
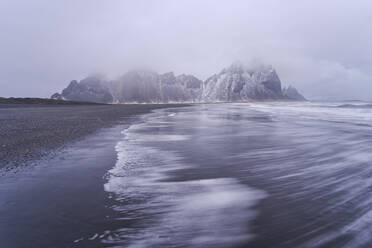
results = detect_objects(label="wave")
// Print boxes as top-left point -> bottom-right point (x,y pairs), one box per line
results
336,103 -> 372,109
72,104 -> 372,248
99,113 -> 266,247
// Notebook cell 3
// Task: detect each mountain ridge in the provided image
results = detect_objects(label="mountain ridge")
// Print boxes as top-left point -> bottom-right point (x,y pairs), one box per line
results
52,63 -> 306,103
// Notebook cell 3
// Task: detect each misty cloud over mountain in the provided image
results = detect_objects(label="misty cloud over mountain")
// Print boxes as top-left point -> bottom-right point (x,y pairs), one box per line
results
52,63 -> 305,103
1,0 -> 372,100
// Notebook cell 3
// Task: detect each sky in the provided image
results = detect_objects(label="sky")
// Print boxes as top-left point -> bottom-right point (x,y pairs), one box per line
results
0,0 -> 372,100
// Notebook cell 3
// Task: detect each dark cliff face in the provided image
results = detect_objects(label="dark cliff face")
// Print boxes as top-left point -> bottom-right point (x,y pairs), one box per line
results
52,77 -> 113,103
111,71 -> 161,103
159,72 -> 188,102
108,71 -> 203,103
283,86 -> 307,101
52,63 -> 305,103
177,74 -> 202,89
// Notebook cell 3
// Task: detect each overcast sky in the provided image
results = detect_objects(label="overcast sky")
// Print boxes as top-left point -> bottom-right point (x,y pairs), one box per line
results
1,0 -> 371,100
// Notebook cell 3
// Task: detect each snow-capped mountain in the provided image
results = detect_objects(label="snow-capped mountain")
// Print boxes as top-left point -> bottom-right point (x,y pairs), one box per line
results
52,63 -> 305,103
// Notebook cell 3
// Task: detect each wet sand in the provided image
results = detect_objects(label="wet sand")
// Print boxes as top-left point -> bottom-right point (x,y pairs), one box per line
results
0,125 -> 127,248
0,104 -> 187,248
0,104 -> 187,169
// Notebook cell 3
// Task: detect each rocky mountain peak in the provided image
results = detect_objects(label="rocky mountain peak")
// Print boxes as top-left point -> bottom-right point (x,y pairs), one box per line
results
52,62 -> 306,103
283,85 -> 307,101
160,72 -> 177,85
202,62 -> 284,102
222,61 -> 246,74
68,80 -> 79,87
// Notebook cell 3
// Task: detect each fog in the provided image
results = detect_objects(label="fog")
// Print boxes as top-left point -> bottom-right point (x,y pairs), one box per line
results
0,0 -> 371,100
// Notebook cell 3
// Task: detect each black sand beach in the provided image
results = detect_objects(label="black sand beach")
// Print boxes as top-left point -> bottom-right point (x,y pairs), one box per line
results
0,126 -> 124,248
2,102 -> 372,248
0,103 -> 187,248
0,103 -> 187,169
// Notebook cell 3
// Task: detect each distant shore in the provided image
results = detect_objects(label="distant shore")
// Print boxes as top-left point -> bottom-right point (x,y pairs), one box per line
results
0,103 -> 188,169
0,98 -> 304,169
0,96 -> 305,107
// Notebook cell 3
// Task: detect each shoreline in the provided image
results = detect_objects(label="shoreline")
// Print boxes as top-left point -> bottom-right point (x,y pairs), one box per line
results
0,103 -> 188,170
0,105 -> 189,247
0,124 -> 130,248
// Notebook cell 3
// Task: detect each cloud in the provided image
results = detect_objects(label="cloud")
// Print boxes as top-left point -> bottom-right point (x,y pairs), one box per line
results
0,0 -> 371,100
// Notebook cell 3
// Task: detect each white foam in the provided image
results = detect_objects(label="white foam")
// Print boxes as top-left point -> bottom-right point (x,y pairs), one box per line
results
101,119 -> 266,247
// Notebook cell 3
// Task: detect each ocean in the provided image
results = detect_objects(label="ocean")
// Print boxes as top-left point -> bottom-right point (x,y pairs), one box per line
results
100,101 -> 372,247
2,101 -> 372,248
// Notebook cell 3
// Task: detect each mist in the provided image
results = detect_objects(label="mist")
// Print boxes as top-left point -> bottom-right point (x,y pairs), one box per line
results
1,0 -> 371,100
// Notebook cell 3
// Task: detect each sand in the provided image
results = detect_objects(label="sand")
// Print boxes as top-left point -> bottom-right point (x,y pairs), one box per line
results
0,103 -> 187,169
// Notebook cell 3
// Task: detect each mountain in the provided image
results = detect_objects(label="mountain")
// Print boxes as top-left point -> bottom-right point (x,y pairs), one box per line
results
202,62 -> 283,102
282,85 -> 307,101
52,76 -> 113,103
52,63 -> 305,103
109,71 -> 203,103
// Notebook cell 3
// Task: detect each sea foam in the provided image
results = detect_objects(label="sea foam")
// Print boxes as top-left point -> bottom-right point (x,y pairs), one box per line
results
101,113 -> 266,247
